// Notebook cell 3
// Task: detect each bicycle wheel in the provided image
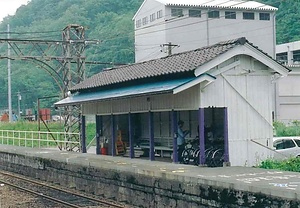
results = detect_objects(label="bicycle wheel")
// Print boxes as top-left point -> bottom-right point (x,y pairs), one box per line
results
205,147 -> 215,167
211,149 -> 224,167
181,148 -> 192,164
193,149 -> 200,165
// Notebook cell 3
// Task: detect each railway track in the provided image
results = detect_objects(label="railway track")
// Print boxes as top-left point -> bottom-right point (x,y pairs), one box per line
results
0,170 -> 126,208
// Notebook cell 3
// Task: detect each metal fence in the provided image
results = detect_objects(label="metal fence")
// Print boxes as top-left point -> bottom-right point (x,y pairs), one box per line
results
0,130 -> 80,150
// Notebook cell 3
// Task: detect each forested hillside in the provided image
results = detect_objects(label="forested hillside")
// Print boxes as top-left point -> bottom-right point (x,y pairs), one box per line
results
259,0 -> 300,44
0,0 -> 143,112
0,0 -> 298,114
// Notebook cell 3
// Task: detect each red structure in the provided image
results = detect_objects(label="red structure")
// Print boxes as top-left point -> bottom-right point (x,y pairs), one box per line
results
39,108 -> 51,121
0,112 -> 9,122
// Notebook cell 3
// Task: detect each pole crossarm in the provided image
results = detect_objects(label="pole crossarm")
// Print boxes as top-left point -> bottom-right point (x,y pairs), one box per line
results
0,39 -> 87,61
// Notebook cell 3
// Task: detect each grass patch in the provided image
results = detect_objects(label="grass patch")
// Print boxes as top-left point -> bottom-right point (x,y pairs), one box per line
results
0,121 -> 96,146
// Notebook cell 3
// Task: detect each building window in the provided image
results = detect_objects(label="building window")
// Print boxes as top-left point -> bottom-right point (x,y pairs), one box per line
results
208,10 -> 220,18
276,52 -> 287,64
171,8 -> 183,17
150,13 -> 156,22
243,12 -> 255,20
293,50 -> 300,63
157,10 -> 163,19
136,19 -> 141,28
142,17 -> 148,25
189,9 -> 201,17
259,13 -> 270,20
225,11 -> 236,19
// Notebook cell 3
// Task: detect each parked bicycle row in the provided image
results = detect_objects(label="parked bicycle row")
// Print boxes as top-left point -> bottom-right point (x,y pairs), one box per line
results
180,139 -> 224,167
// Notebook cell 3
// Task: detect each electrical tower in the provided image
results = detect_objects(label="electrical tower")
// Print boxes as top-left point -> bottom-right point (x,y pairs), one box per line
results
0,24 -> 95,152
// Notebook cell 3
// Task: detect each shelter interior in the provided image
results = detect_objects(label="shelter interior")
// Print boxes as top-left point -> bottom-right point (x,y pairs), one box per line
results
91,107 -> 227,167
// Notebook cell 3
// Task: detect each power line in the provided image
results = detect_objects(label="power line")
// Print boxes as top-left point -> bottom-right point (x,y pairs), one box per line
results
0,30 -> 61,34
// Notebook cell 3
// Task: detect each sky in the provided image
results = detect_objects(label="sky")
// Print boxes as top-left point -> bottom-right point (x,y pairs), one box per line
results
0,0 -> 30,22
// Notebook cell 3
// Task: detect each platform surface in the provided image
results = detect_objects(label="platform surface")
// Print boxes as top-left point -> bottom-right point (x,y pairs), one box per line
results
0,144 -> 299,201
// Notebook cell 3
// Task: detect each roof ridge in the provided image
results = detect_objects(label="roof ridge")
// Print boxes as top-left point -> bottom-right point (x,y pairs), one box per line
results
106,37 -> 246,71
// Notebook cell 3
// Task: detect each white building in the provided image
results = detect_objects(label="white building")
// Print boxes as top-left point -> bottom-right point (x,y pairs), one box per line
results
275,41 -> 300,123
133,0 -> 277,63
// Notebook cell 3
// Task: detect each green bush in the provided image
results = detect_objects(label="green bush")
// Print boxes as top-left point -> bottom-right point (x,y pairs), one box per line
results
260,158 -> 300,172
273,120 -> 300,136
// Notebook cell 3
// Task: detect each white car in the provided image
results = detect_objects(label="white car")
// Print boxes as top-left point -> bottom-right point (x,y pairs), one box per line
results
273,137 -> 300,160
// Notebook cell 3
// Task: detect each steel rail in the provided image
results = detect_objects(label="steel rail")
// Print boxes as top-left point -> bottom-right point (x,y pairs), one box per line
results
0,179 -> 81,208
0,170 -> 125,208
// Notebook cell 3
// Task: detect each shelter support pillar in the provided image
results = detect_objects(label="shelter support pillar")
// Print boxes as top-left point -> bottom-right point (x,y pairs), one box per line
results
198,108 -> 205,165
95,115 -> 102,155
128,113 -> 134,158
172,110 -> 178,163
111,114 -> 116,156
149,111 -> 155,161
224,107 -> 229,163
81,115 -> 87,153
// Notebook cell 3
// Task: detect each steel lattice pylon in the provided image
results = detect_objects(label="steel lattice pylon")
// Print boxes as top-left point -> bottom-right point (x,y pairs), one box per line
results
0,24 -> 91,152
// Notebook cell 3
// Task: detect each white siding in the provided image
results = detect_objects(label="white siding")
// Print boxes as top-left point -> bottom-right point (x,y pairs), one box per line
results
202,63 -> 274,166
151,94 -> 173,110
97,100 -> 112,115
82,85 -> 200,115
82,103 -> 98,115
173,85 -> 200,110
112,99 -> 130,114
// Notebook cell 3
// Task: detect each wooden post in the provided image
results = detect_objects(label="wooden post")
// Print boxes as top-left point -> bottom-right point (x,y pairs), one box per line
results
149,111 -> 155,161
128,113 -> 134,158
95,115 -> 102,155
198,108 -> 205,165
111,114 -> 116,156
224,107 -> 229,163
172,110 -> 178,163
81,115 -> 87,153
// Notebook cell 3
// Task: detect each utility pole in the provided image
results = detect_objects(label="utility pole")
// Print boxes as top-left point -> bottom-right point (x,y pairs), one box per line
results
17,92 -> 21,119
7,24 -> 12,122
161,42 -> 179,56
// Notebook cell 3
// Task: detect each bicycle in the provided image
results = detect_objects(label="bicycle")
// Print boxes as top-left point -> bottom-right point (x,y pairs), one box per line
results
181,139 -> 199,164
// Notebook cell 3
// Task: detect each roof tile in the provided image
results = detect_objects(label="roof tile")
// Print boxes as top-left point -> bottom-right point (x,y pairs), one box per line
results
71,38 -> 244,91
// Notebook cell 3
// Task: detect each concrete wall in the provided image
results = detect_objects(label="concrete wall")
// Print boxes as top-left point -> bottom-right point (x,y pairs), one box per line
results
134,0 -> 276,62
275,66 -> 300,124
134,0 -> 166,62
0,148 -> 298,208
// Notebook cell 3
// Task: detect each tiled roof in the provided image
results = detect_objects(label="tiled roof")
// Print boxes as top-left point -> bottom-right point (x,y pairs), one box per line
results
71,37 -> 245,92
157,0 -> 277,11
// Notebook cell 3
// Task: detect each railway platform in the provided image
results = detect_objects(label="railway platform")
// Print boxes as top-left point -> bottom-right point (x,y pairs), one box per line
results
0,144 -> 299,207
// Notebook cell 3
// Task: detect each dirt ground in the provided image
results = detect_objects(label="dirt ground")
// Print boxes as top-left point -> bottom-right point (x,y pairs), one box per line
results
0,184 -> 65,208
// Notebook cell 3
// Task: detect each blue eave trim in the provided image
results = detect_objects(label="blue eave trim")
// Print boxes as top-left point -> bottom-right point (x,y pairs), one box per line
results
55,78 -> 193,106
